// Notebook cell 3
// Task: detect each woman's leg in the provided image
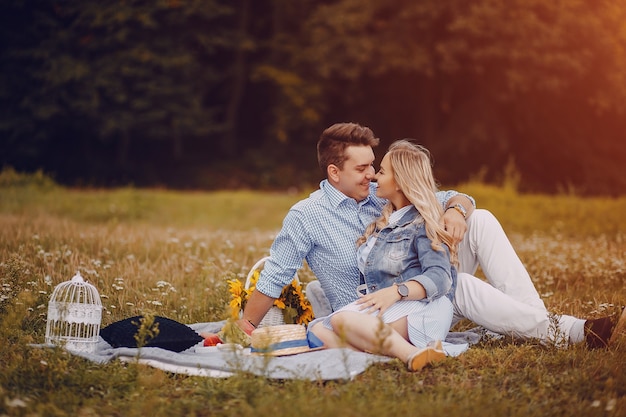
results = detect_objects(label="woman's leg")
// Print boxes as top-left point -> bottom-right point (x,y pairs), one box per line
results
308,320 -> 354,349
329,311 -> 447,371
328,311 -> 421,362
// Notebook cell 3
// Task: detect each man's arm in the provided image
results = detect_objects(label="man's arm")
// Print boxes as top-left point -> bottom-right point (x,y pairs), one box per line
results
242,208 -> 312,327
242,290 -> 276,328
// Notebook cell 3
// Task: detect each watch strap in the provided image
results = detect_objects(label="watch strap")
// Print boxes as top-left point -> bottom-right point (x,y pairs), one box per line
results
446,203 -> 467,219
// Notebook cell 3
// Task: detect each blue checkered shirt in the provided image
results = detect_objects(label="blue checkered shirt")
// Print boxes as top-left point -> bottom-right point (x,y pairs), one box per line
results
255,180 -> 472,311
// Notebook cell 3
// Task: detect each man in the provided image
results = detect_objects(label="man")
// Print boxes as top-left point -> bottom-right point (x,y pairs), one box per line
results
243,122 -> 625,349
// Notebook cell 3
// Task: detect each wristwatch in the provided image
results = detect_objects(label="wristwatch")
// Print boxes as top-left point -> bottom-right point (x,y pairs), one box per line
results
396,283 -> 409,299
446,203 -> 467,219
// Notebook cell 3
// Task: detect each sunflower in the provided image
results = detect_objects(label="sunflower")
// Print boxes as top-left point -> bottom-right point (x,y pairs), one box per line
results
228,268 -> 314,325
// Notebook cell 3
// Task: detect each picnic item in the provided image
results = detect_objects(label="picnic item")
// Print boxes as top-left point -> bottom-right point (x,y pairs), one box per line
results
245,257 -> 295,327
45,271 -> 102,353
250,324 -> 313,356
100,315 -> 203,353
229,256 -> 313,327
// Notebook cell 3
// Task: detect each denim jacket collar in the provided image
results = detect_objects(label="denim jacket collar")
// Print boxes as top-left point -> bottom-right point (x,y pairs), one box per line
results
384,205 -> 422,231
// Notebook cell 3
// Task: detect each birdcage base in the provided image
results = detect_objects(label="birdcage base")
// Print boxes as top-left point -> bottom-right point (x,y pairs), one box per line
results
47,336 -> 99,353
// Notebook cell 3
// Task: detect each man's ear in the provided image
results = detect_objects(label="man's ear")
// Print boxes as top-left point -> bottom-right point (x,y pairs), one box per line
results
327,164 -> 340,183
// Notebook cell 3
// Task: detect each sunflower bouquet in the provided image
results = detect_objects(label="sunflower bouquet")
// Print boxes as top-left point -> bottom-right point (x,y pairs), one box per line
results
228,268 -> 314,326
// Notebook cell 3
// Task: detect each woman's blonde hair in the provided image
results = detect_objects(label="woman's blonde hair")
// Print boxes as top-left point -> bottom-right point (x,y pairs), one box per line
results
357,140 -> 457,265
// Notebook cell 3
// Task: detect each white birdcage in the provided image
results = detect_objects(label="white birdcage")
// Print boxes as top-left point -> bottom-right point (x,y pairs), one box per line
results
45,271 -> 103,353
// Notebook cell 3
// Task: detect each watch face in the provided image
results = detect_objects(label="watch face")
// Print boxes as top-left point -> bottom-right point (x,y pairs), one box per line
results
398,284 -> 409,297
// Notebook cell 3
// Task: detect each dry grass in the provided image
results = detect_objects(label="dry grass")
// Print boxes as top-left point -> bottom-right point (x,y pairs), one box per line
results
1,172 -> 625,417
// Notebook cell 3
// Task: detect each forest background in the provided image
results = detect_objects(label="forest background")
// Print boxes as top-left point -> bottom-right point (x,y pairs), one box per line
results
2,0 -> 626,195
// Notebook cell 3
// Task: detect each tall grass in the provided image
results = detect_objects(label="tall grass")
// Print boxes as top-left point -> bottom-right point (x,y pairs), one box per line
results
1,170 -> 625,417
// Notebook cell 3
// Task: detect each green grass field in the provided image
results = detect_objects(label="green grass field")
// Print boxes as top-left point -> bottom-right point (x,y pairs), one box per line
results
1,170 -> 625,417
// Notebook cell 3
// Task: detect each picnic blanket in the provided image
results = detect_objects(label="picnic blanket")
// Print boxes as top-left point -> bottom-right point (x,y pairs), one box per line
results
55,321 -> 483,381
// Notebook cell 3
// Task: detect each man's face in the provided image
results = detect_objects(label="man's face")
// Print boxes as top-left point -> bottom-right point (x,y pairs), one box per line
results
333,145 -> 376,202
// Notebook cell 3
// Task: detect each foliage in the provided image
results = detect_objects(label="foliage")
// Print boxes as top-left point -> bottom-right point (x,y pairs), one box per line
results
301,0 -> 626,195
132,313 -> 160,349
1,187 -> 626,416
306,0 -> 626,106
0,166 -> 58,189
2,1 -> 626,194
0,0 -> 234,182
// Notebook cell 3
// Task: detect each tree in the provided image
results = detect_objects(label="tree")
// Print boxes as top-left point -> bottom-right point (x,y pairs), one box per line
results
1,0 -> 234,184
299,0 -> 626,194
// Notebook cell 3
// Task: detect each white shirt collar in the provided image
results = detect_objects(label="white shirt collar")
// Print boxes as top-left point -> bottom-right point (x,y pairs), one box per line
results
389,205 -> 413,225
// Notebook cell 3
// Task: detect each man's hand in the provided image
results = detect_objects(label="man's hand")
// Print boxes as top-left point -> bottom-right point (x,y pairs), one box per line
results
442,207 -> 468,243
441,195 -> 473,243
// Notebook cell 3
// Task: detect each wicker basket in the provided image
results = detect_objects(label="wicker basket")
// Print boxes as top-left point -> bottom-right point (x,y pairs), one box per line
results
244,256 -> 300,328
45,271 -> 102,353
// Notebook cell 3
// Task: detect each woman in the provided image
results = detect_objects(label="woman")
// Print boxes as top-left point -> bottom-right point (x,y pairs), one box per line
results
308,139 -> 467,371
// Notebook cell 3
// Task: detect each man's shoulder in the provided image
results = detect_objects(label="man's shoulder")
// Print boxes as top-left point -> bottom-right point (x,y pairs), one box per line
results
290,188 -> 326,212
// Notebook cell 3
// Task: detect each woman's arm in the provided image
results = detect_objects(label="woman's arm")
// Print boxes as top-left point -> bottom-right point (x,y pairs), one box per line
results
355,225 -> 453,315
407,225 -> 453,301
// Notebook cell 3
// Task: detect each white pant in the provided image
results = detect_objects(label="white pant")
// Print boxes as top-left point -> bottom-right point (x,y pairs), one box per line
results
454,209 -> 579,343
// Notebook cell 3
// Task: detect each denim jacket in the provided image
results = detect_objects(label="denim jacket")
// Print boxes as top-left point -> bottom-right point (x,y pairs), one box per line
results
360,205 -> 456,302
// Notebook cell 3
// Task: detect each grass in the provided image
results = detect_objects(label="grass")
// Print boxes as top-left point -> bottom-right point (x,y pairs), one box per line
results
1,170 -> 625,417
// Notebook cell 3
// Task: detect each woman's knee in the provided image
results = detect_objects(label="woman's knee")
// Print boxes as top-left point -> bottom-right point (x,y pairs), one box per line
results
309,321 -> 339,347
330,312 -> 350,329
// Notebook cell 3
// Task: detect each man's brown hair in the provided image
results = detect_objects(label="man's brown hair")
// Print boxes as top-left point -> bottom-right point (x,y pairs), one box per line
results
317,122 -> 380,173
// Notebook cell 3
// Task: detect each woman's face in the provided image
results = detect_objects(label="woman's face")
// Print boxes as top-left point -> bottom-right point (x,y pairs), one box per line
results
374,153 -> 401,203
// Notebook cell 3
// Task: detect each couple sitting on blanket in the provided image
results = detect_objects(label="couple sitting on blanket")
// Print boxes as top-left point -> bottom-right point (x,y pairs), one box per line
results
228,122 -> 625,371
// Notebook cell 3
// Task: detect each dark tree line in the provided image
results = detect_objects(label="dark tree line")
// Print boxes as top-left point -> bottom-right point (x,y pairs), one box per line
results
2,0 -> 626,195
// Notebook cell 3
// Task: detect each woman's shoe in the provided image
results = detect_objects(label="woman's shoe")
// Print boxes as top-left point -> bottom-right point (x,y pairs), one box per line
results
406,340 -> 446,371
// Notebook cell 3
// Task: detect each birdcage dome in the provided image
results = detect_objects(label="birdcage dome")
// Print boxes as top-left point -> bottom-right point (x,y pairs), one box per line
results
45,271 -> 103,353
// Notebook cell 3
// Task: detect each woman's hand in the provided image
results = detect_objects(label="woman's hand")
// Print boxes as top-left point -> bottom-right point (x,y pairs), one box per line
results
355,286 -> 400,316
